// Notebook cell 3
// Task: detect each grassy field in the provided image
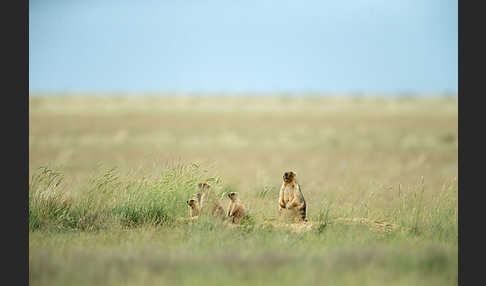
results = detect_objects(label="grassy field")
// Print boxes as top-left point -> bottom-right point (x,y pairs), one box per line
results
29,94 -> 458,285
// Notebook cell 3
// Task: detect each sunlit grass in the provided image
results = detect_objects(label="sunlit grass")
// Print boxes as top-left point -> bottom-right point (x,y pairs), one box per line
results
29,95 -> 457,285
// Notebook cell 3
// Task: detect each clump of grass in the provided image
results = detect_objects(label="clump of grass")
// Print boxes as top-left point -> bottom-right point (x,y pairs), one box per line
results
29,167 -> 100,231
315,201 -> 332,234
237,214 -> 257,233
386,176 -> 457,241
29,163 -> 224,231
420,177 -> 458,241
113,198 -> 171,227
411,176 -> 426,234
29,167 -> 65,230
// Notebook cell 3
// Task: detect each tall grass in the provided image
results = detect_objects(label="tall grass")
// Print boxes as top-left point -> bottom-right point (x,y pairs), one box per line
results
29,164 -> 458,242
29,96 -> 457,285
29,163 -> 224,231
29,167 -> 97,231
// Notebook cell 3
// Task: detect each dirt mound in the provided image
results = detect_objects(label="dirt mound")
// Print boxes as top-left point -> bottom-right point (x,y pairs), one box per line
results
177,216 -> 408,234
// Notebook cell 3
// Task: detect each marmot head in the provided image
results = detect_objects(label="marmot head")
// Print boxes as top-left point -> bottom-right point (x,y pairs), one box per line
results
283,171 -> 296,183
227,192 -> 238,201
198,182 -> 211,191
187,199 -> 197,208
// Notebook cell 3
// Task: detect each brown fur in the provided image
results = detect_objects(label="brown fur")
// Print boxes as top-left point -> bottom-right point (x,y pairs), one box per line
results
226,192 -> 246,224
278,171 -> 307,222
192,192 -> 202,205
186,198 -> 199,218
198,182 -> 225,219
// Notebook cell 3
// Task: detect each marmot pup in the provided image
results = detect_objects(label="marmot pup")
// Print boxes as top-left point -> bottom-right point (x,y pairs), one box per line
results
186,198 -> 199,218
226,192 -> 246,224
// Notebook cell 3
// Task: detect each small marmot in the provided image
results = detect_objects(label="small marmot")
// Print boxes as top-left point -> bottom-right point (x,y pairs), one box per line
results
226,192 -> 246,224
186,198 -> 199,218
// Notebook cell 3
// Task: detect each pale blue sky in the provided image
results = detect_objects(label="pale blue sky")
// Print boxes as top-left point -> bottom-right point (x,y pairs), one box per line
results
29,0 -> 457,93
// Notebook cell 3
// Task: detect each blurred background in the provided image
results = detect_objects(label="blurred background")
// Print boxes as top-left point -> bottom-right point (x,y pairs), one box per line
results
29,0 -> 458,189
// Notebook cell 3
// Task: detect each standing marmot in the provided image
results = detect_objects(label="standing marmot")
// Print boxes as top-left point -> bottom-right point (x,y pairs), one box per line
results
198,182 -> 225,218
278,171 -> 307,222
226,192 -> 246,224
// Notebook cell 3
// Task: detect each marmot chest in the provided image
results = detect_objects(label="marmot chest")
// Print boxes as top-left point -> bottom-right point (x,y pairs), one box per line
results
283,185 -> 296,203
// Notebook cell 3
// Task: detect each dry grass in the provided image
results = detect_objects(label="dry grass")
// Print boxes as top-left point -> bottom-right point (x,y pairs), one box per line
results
29,94 -> 458,286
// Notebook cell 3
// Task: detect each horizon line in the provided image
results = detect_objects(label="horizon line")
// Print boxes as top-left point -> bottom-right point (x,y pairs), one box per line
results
29,89 -> 458,97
